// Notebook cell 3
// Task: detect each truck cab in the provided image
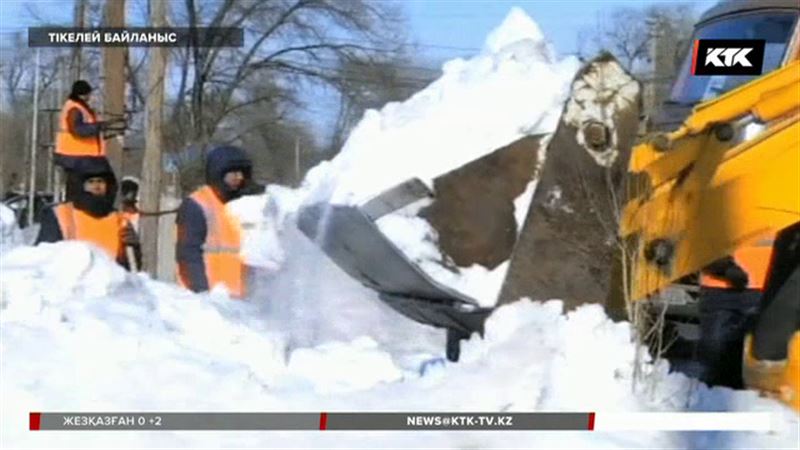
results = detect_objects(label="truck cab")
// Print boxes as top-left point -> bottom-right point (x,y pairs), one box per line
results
654,0 -> 799,131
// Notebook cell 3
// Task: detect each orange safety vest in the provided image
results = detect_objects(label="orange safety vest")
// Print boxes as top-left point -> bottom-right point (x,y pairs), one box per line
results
178,186 -> 245,298
55,99 -> 106,157
701,234 -> 775,290
53,202 -> 123,260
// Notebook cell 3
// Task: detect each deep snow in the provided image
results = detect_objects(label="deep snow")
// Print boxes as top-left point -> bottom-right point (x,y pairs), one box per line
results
2,241 -> 798,449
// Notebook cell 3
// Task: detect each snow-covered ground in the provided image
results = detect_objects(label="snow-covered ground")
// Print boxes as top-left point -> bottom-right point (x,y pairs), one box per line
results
2,240 -> 798,448
2,8 -> 799,450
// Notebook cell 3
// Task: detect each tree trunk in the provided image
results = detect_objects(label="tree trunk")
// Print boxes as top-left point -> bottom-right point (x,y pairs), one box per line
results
141,0 -> 168,276
102,0 -> 126,176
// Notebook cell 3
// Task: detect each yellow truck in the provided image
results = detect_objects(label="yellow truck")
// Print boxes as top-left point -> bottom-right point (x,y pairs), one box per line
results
621,0 -> 799,410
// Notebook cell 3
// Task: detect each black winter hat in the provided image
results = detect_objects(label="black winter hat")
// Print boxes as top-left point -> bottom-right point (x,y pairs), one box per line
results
68,157 -> 118,218
205,145 -> 253,202
71,80 -> 93,97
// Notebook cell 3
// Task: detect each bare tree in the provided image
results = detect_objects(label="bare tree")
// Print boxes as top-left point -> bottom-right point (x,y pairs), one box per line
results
579,4 -> 697,73
329,55 -> 438,152
0,33 -> 32,106
578,4 -> 697,120
162,0 -> 404,188
0,36 -> 71,200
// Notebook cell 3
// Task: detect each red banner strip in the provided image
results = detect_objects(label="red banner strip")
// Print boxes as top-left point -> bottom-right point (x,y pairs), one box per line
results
29,412 -> 41,431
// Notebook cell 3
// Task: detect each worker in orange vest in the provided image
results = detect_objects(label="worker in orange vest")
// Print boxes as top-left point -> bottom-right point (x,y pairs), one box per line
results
697,232 -> 776,388
54,80 -> 124,201
175,146 -> 263,298
35,157 -> 141,270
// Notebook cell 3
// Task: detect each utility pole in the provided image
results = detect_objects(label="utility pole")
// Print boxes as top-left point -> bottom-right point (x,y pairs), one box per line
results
71,0 -> 86,81
141,0 -> 168,276
28,49 -> 41,227
48,60 -> 65,194
102,0 -> 127,176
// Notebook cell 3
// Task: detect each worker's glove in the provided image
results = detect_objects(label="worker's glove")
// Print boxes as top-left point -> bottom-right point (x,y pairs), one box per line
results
120,224 -> 140,247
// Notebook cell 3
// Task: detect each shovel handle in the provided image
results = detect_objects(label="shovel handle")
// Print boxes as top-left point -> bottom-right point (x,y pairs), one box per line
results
126,245 -> 139,272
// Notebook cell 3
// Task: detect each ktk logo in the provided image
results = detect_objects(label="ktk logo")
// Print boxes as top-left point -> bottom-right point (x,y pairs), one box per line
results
692,39 -> 765,76
705,48 -> 753,67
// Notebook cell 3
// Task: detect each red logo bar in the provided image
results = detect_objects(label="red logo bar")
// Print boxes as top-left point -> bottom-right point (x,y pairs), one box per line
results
29,412 -> 42,431
691,39 -> 700,75
587,412 -> 596,431
319,412 -> 328,430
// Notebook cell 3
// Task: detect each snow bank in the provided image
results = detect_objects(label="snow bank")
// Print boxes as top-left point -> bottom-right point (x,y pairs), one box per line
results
2,243 -> 797,448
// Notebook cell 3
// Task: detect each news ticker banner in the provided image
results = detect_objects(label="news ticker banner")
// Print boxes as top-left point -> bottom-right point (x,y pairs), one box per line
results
28,28 -> 244,47
29,412 -> 772,431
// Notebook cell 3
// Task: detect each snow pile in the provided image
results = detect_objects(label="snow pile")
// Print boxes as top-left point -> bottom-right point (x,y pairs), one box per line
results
374,203 -> 511,307
225,186 -> 303,271
1,242 -> 128,317
0,203 -> 23,251
483,7 -> 551,56
286,336 -> 403,394
303,7 -> 578,207
2,243 -> 798,448
262,8 -> 580,306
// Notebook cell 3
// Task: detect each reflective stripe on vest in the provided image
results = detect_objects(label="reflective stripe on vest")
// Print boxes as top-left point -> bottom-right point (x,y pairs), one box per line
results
178,186 -> 245,298
53,202 -> 122,260
55,99 -> 105,157
701,235 -> 775,290
202,245 -> 240,254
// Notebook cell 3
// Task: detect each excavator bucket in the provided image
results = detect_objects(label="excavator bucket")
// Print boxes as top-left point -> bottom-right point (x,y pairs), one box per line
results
296,136 -> 541,361
296,54 -> 642,358
499,53 -> 641,316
